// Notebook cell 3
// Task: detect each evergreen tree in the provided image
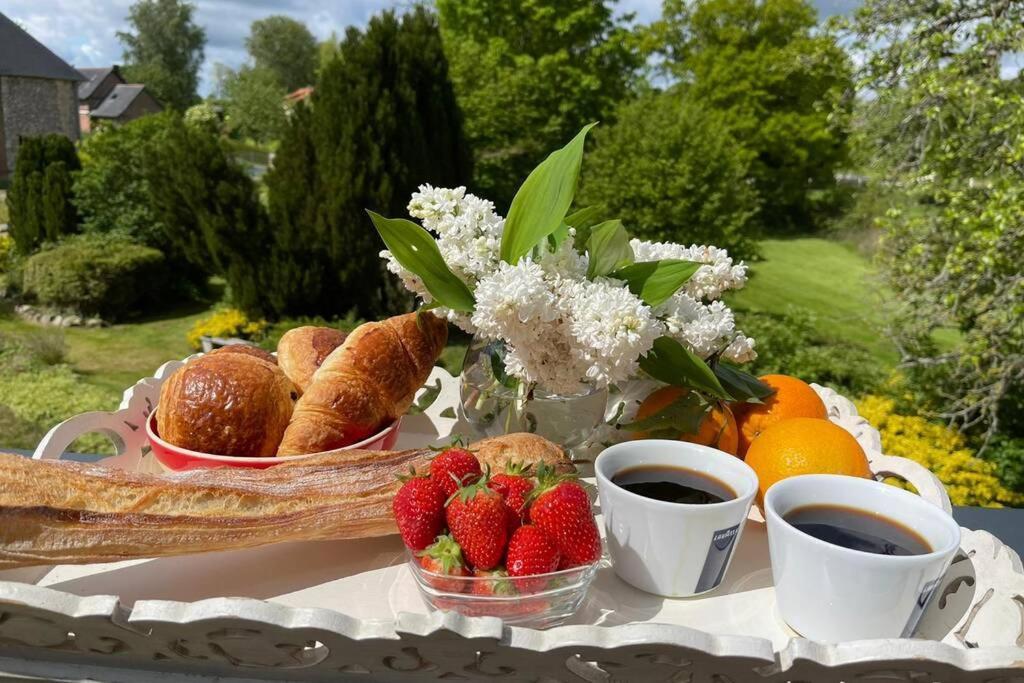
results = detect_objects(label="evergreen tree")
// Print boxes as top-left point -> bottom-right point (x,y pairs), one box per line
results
7,135 -> 80,254
143,114 -> 269,314
265,7 -> 471,318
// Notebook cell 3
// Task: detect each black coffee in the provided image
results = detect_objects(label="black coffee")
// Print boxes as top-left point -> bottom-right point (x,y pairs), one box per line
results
784,504 -> 932,556
612,465 -> 736,504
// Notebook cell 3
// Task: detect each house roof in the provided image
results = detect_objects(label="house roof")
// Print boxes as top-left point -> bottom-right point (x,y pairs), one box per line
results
0,12 -> 84,82
77,66 -> 120,99
90,84 -> 148,118
285,86 -> 314,103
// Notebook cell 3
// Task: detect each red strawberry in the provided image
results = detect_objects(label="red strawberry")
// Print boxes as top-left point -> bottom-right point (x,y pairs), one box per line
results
445,479 -> 508,570
430,448 -> 482,497
392,473 -> 446,551
528,464 -> 602,569
418,534 -> 470,593
506,525 -> 561,579
471,567 -> 516,597
488,463 -> 534,535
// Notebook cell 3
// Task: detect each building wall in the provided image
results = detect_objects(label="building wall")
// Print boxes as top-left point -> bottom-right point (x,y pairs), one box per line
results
0,75 -> 80,173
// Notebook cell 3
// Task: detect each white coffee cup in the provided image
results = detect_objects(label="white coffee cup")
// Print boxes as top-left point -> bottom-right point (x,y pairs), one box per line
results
764,474 -> 961,642
595,440 -> 758,597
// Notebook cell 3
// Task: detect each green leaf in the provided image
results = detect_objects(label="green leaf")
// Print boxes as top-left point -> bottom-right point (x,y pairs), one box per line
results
548,222 -> 570,249
620,391 -> 706,435
565,205 -> 605,230
368,211 -> 475,312
500,123 -> 596,264
612,259 -> 701,307
586,219 -> 634,279
714,363 -> 774,403
639,336 -> 731,399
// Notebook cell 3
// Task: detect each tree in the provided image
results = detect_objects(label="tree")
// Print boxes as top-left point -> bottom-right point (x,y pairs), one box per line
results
118,0 -> 205,110
317,31 -> 341,77
842,0 -> 1024,449
437,0 -> 641,209
264,7 -> 472,318
142,114 -> 270,314
246,16 -> 318,91
651,0 -> 852,233
216,65 -> 287,142
7,135 -> 80,254
579,91 -> 761,259
73,113 -> 208,292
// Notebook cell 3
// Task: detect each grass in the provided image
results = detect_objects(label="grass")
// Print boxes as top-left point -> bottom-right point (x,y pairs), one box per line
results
0,304 -> 206,397
727,238 -> 899,368
0,190 -> 8,225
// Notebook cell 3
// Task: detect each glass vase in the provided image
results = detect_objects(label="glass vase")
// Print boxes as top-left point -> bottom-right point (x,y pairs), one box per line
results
458,338 -> 608,454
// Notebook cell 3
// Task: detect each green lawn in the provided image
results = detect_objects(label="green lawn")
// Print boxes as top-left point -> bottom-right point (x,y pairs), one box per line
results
0,190 -> 8,225
728,238 -> 899,367
0,304 -> 206,396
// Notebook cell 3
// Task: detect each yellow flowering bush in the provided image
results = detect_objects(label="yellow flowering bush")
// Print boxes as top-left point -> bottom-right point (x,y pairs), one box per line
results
186,309 -> 268,351
858,395 -> 1023,508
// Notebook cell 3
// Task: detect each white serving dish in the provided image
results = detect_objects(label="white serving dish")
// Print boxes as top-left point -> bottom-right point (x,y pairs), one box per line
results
0,362 -> 1020,682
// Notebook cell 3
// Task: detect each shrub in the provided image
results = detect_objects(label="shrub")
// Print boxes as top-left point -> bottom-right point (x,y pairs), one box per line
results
186,308 -> 268,350
0,365 -> 117,452
739,308 -> 885,396
579,92 -> 761,260
21,234 -> 167,319
7,134 -> 80,253
858,395 -> 1023,508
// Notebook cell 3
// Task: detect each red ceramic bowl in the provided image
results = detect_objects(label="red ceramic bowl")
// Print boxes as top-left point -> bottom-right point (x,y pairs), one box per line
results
146,411 -> 402,471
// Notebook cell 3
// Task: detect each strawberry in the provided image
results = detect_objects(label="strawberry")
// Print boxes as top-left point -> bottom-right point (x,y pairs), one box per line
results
430,448 -> 482,497
392,472 -> 446,551
470,567 -> 516,597
527,464 -> 602,569
488,462 -> 534,535
445,478 -> 508,570
506,524 -> 561,580
417,534 -> 470,593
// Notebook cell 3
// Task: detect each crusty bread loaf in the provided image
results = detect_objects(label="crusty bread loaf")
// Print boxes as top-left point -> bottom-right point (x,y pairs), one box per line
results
276,326 -> 347,394
0,433 -> 571,568
155,353 -> 296,457
277,312 -> 447,455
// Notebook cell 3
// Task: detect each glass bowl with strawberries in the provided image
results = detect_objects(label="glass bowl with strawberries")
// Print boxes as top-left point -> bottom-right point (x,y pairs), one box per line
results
393,447 -> 603,628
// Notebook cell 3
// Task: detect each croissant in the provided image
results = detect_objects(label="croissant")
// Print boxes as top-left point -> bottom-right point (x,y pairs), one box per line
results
277,312 -> 448,455
276,326 -> 348,395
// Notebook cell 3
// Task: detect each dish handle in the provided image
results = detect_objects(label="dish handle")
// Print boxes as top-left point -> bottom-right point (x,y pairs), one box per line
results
32,356 -> 196,469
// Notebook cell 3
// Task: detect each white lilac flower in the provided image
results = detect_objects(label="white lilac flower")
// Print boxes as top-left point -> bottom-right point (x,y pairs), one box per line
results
723,334 -> 757,363
558,278 -> 665,387
629,238 -> 747,300
385,187 -> 757,390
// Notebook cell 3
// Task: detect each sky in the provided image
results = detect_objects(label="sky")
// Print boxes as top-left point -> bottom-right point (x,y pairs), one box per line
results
3,0 -> 862,94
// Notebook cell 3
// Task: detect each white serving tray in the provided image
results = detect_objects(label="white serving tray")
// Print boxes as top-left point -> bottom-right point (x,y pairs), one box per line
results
0,362 -> 1021,682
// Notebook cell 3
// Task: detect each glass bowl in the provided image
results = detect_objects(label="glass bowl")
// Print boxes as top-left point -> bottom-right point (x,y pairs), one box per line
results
407,551 -> 600,628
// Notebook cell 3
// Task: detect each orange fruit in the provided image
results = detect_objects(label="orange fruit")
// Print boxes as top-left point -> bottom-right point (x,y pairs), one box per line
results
733,374 -> 828,457
633,386 -> 740,456
744,417 -> 871,503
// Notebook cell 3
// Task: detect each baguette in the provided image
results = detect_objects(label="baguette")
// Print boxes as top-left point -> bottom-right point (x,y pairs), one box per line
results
0,433 -> 570,569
